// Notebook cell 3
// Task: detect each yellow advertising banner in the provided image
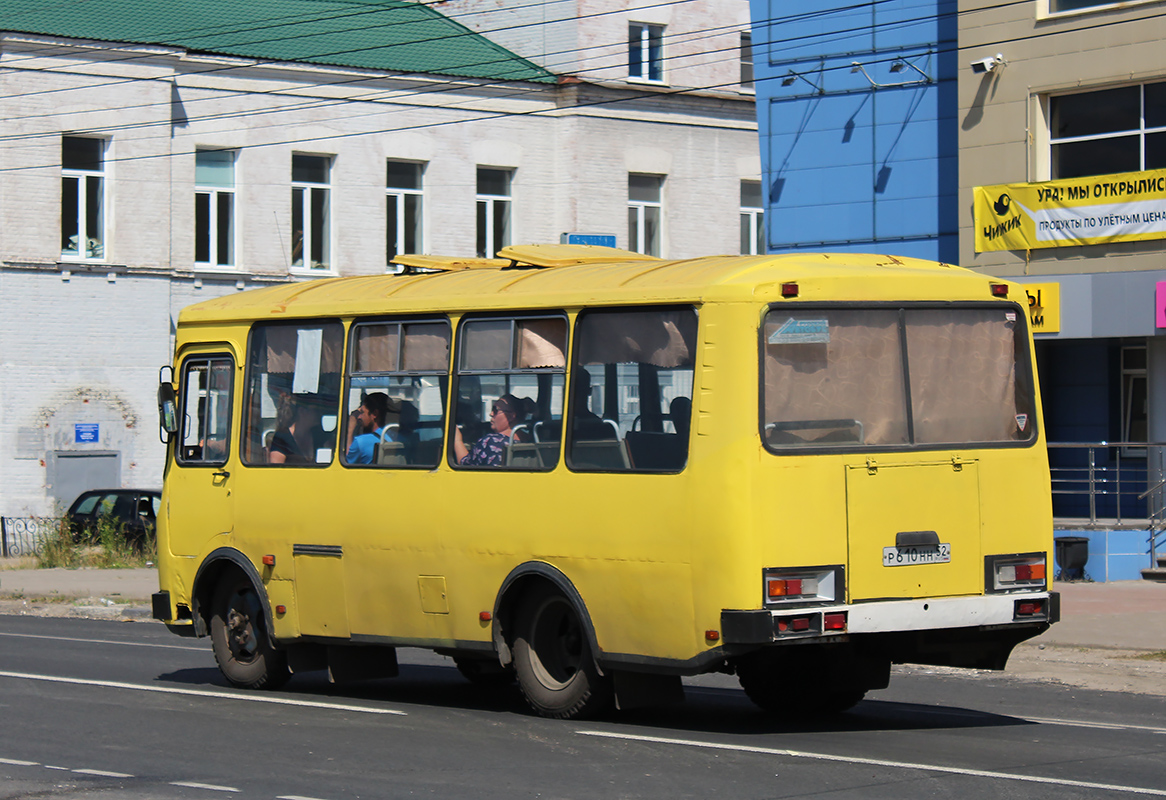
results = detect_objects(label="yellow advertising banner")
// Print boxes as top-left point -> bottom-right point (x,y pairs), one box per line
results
974,168 -> 1166,252
1022,282 -> 1060,334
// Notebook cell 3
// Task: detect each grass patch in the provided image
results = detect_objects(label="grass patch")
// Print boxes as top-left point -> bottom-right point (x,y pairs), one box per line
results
1130,651 -> 1166,662
35,515 -> 156,570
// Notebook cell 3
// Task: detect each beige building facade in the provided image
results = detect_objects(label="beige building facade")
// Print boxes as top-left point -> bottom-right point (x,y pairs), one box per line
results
959,0 -> 1166,519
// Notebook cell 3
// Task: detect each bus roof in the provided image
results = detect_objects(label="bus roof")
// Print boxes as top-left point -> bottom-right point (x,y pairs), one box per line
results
177,249 -> 1007,325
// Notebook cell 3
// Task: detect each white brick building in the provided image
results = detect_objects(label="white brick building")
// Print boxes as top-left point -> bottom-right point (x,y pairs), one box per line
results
0,0 -> 757,516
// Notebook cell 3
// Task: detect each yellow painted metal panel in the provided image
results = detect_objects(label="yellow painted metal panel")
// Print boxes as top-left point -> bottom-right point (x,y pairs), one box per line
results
846,461 -> 983,600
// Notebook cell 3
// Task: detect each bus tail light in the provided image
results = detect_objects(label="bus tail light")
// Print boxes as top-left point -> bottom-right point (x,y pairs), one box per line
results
986,553 -> 1048,593
763,566 -> 842,607
990,283 -> 1009,297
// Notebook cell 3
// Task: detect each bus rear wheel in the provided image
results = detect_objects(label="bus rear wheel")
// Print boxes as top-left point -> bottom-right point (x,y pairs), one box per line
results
512,586 -> 613,719
210,574 -> 289,690
735,651 -> 868,716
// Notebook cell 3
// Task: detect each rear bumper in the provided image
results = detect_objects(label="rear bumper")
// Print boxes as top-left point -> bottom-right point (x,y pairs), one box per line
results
722,591 -> 1058,646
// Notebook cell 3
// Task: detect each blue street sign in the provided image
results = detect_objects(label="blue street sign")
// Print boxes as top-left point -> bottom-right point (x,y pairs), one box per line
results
74,423 -> 99,443
560,233 -> 617,248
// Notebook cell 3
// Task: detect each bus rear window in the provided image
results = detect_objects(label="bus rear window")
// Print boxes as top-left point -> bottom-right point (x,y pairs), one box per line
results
762,306 -> 1035,450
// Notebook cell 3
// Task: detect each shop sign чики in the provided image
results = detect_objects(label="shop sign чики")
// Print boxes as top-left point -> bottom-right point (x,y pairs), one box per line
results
974,168 -> 1166,252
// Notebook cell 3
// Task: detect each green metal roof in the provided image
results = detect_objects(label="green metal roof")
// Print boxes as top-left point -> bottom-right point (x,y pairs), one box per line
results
0,0 -> 555,83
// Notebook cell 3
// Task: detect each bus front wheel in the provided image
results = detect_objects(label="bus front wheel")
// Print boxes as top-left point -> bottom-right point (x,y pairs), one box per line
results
512,586 -> 613,719
209,574 -> 289,690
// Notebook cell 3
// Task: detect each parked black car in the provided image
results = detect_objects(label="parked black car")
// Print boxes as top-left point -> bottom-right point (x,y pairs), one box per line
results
66,489 -> 161,547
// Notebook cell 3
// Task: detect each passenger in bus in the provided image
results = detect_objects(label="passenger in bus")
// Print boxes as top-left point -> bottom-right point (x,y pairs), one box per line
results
269,393 -> 331,464
453,393 -> 519,467
670,396 -> 692,439
572,369 -> 614,441
344,392 -> 395,465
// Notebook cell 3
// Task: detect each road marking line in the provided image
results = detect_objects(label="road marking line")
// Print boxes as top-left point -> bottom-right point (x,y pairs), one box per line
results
171,781 -> 241,792
1022,715 -> 1166,735
0,631 -> 205,652
278,795 -> 332,800
576,730 -> 1166,797
45,765 -> 70,771
73,768 -> 134,778
0,758 -> 38,766
0,671 -> 405,715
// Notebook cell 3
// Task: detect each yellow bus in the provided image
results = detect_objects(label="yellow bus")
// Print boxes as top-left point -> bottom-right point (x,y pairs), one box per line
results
152,245 -> 1057,719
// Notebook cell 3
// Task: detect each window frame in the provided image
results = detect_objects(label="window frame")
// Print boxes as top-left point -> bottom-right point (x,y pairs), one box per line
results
450,311 -> 569,471
475,167 -> 513,259
566,304 -> 699,475
759,301 -> 1039,457
194,148 -> 237,269
628,173 -> 664,256
740,180 -> 765,255
240,319 -> 345,468
61,136 -> 107,262
343,315 -> 452,470
740,32 -> 754,92
175,354 -> 234,468
1047,81 -> 1166,180
386,160 -> 425,267
291,154 -> 333,273
629,22 -> 665,84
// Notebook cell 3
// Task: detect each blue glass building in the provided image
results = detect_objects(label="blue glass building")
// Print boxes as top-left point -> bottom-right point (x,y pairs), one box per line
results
749,0 -> 958,262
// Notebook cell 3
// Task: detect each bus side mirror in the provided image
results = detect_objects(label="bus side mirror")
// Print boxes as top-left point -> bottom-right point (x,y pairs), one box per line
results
158,366 -> 178,442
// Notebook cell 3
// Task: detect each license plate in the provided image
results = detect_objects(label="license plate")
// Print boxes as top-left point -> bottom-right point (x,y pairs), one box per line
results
883,543 -> 951,566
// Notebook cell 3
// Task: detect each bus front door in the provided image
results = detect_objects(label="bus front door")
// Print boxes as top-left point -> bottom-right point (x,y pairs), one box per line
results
169,352 -> 237,558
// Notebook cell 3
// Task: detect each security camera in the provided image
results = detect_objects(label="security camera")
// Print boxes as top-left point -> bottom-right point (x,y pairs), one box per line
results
970,54 -> 1005,74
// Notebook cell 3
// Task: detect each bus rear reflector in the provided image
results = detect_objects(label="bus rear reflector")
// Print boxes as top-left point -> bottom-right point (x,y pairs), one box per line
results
781,282 -> 799,298
991,283 -> 1009,297
823,612 -> 847,631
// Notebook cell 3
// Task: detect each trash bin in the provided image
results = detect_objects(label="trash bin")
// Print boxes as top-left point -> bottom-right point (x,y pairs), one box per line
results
1054,536 -> 1090,581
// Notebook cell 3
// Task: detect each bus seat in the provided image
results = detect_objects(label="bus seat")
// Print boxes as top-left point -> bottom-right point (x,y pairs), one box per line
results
570,439 -> 630,470
377,441 -> 407,466
505,442 -> 544,468
625,431 -> 687,470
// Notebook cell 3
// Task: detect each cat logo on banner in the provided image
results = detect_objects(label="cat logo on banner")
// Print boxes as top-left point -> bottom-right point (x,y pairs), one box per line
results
974,168 -> 1166,252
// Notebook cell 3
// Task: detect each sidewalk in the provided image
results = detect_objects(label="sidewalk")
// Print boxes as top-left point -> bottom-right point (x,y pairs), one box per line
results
0,566 -> 1162,651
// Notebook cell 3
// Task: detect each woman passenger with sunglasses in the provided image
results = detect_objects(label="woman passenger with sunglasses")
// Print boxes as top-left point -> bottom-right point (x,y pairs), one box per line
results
453,393 -> 520,467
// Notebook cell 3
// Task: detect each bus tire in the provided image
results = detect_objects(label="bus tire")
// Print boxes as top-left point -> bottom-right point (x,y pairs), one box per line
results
454,657 -> 515,686
736,652 -> 866,716
512,585 -> 613,719
210,574 -> 289,690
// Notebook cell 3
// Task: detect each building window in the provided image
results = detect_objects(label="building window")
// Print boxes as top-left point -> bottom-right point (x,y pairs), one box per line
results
387,161 -> 424,265
195,149 -> 236,268
291,154 -> 331,271
61,136 -> 105,260
629,23 -> 664,83
476,168 -> 512,258
1122,345 -> 1147,455
740,33 -> 754,91
740,181 -> 765,255
1050,82 -> 1166,180
628,174 -> 663,256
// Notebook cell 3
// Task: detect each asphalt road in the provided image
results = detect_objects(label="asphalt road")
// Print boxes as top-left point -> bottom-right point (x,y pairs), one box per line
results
0,615 -> 1163,800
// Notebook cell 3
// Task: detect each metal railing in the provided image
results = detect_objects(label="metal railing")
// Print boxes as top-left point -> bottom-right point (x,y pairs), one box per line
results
0,517 -> 52,558
1048,442 -> 1166,569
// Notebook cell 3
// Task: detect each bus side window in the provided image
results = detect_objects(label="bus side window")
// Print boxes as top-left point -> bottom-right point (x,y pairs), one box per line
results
241,321 -> 345,466
568,307 -> 697,472
343,319 -> 451,468
176,356 -> 233,466
451,315 -> 567,470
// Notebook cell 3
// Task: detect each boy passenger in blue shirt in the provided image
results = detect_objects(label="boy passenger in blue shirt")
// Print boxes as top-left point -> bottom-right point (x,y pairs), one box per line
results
345,392 -> 394,464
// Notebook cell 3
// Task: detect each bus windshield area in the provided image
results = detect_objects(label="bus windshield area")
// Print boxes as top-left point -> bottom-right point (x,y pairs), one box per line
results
762,306 -> 1036,450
